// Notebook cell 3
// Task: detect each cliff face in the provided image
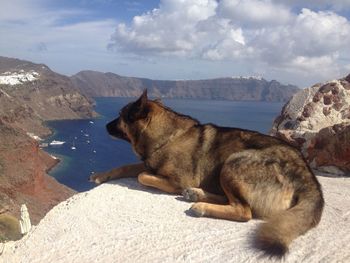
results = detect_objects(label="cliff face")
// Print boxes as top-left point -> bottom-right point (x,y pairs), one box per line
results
0,120 -> 74,224
0,56 -> 97,229
71,71 -> 299,102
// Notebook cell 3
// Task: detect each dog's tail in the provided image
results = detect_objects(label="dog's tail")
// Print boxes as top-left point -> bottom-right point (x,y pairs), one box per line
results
254,185 -> 324,257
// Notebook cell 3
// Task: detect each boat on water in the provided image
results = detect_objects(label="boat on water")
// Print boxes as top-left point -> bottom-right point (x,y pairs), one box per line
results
49,140 -> 65,146
71,141 -> 76,150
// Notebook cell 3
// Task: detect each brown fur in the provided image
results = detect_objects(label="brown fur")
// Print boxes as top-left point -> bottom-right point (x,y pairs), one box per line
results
90,90 -> 324,257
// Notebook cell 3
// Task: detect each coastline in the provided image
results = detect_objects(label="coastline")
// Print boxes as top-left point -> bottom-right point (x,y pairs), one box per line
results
41,122 -> 65,177
45,154 -> 60,174
42,112 -> 99,182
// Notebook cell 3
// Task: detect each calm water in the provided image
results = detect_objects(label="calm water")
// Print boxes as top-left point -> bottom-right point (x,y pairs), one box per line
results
45,98 -> 283,192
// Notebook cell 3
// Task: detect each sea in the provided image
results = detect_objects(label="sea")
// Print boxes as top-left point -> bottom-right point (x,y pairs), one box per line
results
45,97 -> 283,192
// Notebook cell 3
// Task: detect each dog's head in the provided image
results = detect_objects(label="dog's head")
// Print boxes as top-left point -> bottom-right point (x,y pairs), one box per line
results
106,89 -> 150,144
107,90 -> 199,158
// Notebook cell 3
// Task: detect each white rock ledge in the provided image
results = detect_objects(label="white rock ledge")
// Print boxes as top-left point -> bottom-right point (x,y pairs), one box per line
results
1,176 -> 349,263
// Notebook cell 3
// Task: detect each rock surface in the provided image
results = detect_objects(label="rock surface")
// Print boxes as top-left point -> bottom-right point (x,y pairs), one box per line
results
0,56 -> 97,230
0,56 -> 97,136
271,74 -> 350,175
1,176 -> 349,263
0,115 -> 75,226
71,70 -> 299,102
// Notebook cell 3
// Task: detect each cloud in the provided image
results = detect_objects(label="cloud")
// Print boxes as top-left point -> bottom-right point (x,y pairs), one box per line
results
0,0 -> 44,22
109,0 -> 350,84
29,42 -> 48,53
110,0 -> 221,55
249,8 -> 350,75
218,0 -> 293,28
0,0 -> 118,74
293,9 -> 350,56
274,0 -> 350,11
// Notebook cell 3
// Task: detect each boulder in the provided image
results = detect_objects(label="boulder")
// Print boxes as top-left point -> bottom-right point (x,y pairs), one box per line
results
271,74 -> 350,175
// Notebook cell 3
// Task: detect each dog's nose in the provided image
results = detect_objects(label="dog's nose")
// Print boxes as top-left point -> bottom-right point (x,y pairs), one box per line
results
106,119 -> 117,135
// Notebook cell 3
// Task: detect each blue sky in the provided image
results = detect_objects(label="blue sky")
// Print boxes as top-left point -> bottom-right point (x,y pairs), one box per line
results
1,0 -> 350,87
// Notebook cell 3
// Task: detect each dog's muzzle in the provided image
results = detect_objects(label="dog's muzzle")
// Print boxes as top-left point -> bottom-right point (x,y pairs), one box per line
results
106,119 -> 130,142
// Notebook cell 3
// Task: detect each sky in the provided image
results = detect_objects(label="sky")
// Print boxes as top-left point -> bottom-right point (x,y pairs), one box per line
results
1,0 -> 350,87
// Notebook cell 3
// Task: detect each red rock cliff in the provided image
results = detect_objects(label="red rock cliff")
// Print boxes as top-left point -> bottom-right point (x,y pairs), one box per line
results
0,120 -> 75,225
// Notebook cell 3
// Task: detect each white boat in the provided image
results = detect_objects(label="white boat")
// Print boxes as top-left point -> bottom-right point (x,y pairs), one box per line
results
49,140 -> 65,146
89,121 -> 94,124
71,141 -> 76,150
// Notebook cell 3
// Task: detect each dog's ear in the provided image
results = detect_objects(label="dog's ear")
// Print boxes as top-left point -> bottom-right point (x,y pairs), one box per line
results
127,89 -> 149,122
135,89 -> 148,107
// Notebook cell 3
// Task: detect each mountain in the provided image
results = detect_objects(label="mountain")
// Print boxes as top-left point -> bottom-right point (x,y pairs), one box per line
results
0,56 -> 97,238
0,57 -> 97,136
71,70 -> 299,102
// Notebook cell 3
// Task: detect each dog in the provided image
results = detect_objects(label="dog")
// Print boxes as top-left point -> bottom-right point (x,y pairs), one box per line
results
90,90 -> 324,257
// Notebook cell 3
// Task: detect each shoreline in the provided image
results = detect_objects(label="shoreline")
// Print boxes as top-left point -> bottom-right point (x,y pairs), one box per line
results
41,109 -> 103,192
42,114 -> 99,176
45,156 -> 60,174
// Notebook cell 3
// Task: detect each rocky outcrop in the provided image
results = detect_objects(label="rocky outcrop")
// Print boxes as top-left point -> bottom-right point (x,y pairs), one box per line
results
271,74 -> 350,175
71,70 -> 299,102
0,56 -> 97,235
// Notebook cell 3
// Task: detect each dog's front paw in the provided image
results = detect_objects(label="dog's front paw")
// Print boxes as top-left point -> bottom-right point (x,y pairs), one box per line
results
189,203 -> 206,217
182,188 -> 202,202
89,172 -> 109,185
